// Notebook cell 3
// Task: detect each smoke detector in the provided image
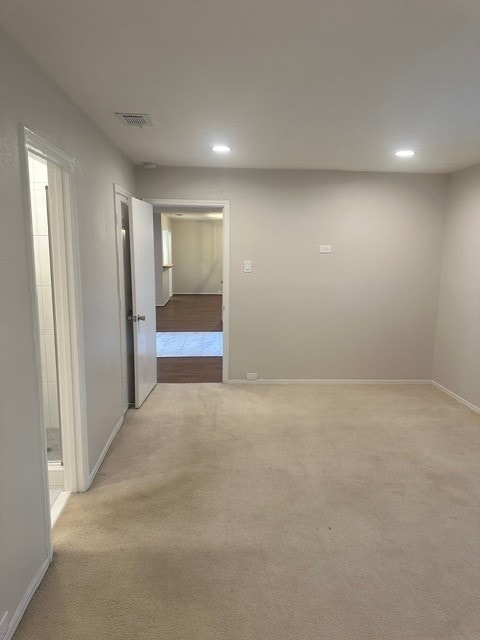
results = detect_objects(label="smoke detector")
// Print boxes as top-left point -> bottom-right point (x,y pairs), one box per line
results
142,162 -> 157,169
115,113 -> 153,127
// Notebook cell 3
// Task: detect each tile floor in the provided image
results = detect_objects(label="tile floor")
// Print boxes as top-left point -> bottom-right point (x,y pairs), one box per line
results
156,332 -> 223,357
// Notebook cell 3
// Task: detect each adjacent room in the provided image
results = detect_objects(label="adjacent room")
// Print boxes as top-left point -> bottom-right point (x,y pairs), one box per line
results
1,1 -> 480,639
26,153 -> 65,508
154,207 -> 224,383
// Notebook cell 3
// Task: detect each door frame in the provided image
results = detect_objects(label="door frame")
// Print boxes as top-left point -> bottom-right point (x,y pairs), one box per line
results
144,198 -> 230,383
22,127 -> 89,544
128,196 -> 157,407
113,184 -> 133,414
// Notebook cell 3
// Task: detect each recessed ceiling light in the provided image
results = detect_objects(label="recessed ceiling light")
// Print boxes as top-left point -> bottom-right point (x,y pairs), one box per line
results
395,149 -> 416,158
212,145 -> 231,153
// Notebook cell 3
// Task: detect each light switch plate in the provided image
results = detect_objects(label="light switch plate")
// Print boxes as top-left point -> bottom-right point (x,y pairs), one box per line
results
244,260 -> 252,272
319,244 -> 332,253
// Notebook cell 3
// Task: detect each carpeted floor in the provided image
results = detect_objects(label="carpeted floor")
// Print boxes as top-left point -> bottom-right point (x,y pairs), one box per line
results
14,384 -> 480,639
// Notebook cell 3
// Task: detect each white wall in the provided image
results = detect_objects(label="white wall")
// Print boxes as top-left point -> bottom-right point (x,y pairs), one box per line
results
137,166 -> 448,381
433,163 -> 480,408
153,213 -> 172,306
0,28 -> 135,633
153,212 -> 164,305
171,218 -> 223,294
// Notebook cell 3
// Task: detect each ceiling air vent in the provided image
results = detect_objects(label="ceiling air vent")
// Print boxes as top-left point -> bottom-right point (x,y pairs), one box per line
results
115,113 -> 153,127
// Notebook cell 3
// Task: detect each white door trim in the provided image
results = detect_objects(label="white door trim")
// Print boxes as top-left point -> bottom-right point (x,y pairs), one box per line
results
22,127 -> 89,512
113,184 -> 133,414
128,196 -> 157,407
114,183 -> 132,200
144,198 -> 230,383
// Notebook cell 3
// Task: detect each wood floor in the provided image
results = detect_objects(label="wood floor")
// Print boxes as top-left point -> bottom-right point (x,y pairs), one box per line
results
157,357 -> 223,383
156,295 -> 222,383
156,294 -> 222,332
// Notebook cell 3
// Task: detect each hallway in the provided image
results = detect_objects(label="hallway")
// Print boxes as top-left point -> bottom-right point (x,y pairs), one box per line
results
13,384 -> 480,640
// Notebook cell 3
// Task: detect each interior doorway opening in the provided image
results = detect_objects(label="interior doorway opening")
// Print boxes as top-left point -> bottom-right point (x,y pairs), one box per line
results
24,128 -> 89,535
114,190 -> 157,409
28,153 -> 64,505
149,202 -> 229,383
115,193 -> 135,409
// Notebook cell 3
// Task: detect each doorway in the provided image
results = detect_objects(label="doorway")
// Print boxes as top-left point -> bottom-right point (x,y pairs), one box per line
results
27,153 -> 64,507
114,190 -> 157,408
114,192 -> 135,411
24,128 -> 88,531
147,200 -> 229,383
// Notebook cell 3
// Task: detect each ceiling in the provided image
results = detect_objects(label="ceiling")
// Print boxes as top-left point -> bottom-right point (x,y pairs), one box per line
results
1,0 -> 480,173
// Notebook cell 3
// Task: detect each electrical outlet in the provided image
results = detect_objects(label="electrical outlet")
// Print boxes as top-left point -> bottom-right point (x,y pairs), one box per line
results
0,611 -> 9,640
319,244 -> 332,253
246,372 -> 258,380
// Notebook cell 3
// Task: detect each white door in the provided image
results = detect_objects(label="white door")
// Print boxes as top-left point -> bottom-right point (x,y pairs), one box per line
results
129,197 -> 157,407
167,230 -> 173,298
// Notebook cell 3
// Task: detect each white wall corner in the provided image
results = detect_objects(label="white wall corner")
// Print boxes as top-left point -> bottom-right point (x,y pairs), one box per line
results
88,415 -> 125,488
5,558 -> 50,640
431,380 -> 480,415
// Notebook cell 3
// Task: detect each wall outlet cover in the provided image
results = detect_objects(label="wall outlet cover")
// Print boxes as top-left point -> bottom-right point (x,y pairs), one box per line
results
319,244 -> 332,253
246,372 -> 258,380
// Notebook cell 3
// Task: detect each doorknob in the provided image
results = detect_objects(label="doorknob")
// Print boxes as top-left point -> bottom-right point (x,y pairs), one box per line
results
127,314 -> 146,322
138,315 -> 146,321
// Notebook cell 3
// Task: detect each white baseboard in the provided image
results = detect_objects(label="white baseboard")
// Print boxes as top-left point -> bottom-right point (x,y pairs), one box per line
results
431,381 -> 480,415
50,491 -> 70,528
5,557 -> 50,640
88,414 -> 124,488
229,379 -> 431,385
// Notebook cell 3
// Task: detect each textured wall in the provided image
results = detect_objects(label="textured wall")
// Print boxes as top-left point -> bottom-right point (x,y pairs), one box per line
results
0,28 -> 135,630
433,164 -> 480,407
137,166 -> 447,381
171,218 -> 223,294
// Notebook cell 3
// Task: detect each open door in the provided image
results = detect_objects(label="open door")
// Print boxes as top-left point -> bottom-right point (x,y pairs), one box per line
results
129,196 -> 157,407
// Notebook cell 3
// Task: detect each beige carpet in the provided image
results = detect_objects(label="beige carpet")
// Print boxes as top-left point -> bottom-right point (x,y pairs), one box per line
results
14,384 -> 480,639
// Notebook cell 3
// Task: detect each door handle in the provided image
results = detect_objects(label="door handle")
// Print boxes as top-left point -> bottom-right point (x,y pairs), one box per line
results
128,314 -> 146,322
138,315 -> 146,321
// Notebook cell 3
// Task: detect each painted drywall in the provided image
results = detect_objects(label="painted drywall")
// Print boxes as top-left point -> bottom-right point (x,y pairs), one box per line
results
153,212 -> 164,305
0,28 -> 135,631
137,166 -> 448,381
171,218 -> 223,294
153,214 -> 172,306
433,163 -> 480,408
